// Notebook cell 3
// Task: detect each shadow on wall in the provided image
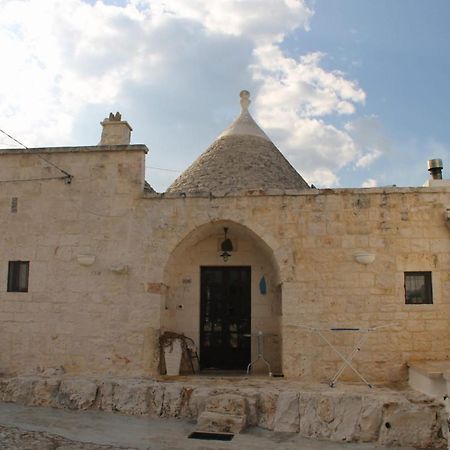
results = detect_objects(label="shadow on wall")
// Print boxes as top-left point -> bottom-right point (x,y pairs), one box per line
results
161,220 -> 282,374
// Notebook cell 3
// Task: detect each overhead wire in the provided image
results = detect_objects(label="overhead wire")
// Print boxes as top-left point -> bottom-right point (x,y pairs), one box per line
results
146,165 -> 181,173
0,129 -> 182,182
0,176 -> 70,183
0,128 -> 27,149
0,128 -> 73,183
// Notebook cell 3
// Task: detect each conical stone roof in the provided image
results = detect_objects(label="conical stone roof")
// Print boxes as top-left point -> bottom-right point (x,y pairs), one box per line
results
166,91 -> 310,194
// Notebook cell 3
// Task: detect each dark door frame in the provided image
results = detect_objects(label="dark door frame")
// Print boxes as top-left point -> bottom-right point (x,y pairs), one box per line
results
199,266 -> 251,370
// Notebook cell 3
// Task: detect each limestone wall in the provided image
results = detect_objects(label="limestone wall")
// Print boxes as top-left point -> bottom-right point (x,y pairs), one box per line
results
0,147 -> 158,376
162,223 -> 282,373
0,147 -> 449,382
138,189 -> 450,382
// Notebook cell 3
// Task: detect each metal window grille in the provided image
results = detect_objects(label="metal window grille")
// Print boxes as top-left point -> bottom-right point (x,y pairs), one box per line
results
7,261 -> 29,292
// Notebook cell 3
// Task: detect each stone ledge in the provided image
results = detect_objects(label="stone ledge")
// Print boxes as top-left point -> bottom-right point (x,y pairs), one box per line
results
0,145 -> 149,155
408,360 -> 450,379
408,364 -> 445,379
144,185 -> 450,200
0,375 -> 446,449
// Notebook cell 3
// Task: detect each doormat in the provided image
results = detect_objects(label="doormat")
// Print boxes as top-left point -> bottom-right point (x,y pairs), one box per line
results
188,431 -> 234,441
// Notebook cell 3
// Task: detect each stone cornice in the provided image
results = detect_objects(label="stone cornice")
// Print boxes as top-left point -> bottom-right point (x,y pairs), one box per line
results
0,144 -> 149,155
144,185 -> 450,199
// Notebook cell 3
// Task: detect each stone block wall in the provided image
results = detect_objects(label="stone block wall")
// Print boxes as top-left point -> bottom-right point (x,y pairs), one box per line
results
0,147 -> 159,376
139,188 -> 450,381
162,223 -> 282,373
0,375 -> 447,449
0,146 -> 449,382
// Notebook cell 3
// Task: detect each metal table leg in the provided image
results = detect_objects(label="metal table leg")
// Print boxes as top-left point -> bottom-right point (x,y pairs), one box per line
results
246,331 -> 273,376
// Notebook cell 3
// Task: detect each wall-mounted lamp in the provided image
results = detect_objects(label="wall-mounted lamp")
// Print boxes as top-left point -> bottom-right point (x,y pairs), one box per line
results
220,227 -> 233,262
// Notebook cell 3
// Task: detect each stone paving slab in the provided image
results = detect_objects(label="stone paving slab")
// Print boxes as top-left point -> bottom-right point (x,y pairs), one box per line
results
0,403 -> 420,450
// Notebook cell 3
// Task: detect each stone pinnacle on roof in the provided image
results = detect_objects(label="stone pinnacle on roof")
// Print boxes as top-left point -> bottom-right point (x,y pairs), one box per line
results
219,90 -> 270,141
166,91 -> 310,194
241,89 -> 250,108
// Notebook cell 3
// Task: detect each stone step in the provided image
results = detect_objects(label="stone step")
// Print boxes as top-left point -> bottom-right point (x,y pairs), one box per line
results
205,393 -> 247,415
196,410 -> 247,433
408,360 -> 450,399
196,394 -> 248,433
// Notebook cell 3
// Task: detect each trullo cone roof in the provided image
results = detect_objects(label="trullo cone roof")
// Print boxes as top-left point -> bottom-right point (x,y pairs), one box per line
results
166,91 -> 310,194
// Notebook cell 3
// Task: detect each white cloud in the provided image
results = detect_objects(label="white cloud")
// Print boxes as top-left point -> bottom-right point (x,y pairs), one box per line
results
0,0 -> 144,146
0,0 -> 313,146
362,178 -> 378,188
307,168 -> 340,187
355,149 -> 382,168
0,0 -> 372,190
281,118 -> 358,187
250,45 -> 365,187
141,0 -> 313,43
253,46 -> 365,119
344,116 -> 389,170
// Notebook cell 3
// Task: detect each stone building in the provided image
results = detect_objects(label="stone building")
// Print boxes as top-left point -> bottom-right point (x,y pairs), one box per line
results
0,91 -> 449,384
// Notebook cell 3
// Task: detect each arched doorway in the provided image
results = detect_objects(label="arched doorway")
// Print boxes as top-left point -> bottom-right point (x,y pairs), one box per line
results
163,220 -> 281,373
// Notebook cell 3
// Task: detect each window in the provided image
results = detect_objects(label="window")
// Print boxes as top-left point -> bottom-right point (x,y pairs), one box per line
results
7,261 -> 29,292
404,272 -> 432,304
11,197 -> 18,213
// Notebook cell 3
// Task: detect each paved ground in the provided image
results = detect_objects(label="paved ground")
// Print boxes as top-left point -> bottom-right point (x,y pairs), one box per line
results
0,403 -> 418,450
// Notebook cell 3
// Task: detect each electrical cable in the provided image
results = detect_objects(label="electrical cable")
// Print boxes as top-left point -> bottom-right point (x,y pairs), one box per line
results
0,128 -> 73,183
0,176 -> 69,183
0,128 -> 27,149
146,165 -> 181,173
0,129 -> 181,182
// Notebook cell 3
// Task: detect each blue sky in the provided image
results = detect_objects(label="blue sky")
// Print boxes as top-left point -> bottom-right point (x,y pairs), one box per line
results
292,0 -> 450,187
0,0 -> 449,191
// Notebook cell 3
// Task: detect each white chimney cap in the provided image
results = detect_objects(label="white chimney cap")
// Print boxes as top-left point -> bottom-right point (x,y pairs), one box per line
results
99,112 -> 132,145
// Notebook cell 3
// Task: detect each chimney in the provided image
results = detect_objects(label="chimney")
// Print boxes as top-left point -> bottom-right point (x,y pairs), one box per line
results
427,159 -> 443,180
99,112 -> 132,145
423,158 -> 450,187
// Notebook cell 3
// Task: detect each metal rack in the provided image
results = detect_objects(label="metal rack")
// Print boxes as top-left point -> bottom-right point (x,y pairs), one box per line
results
299,324 -> 393,388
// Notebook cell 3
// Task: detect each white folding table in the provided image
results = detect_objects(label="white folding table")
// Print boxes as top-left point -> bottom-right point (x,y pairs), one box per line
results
299,324 -> 392,388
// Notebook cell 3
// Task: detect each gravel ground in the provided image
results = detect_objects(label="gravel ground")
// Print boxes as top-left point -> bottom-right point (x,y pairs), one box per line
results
0,403 -> 424,450
0,426 -> 135,450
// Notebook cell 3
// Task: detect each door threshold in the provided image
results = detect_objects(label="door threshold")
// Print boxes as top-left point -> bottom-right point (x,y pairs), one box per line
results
199,369 -> 248,377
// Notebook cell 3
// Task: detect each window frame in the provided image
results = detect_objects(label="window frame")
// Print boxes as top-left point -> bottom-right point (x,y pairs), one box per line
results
7,261 -> 30,293
404,271 -> 433,305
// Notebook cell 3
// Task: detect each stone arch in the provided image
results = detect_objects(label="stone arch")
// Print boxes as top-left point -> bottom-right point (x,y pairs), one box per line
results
162,219 -> 282,373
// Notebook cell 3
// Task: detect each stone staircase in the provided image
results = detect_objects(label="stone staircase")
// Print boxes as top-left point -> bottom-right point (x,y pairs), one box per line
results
408,360 -> 450,400
0,374 -> 447,448
196,394 -> 248,433
408,360 -> 450,449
